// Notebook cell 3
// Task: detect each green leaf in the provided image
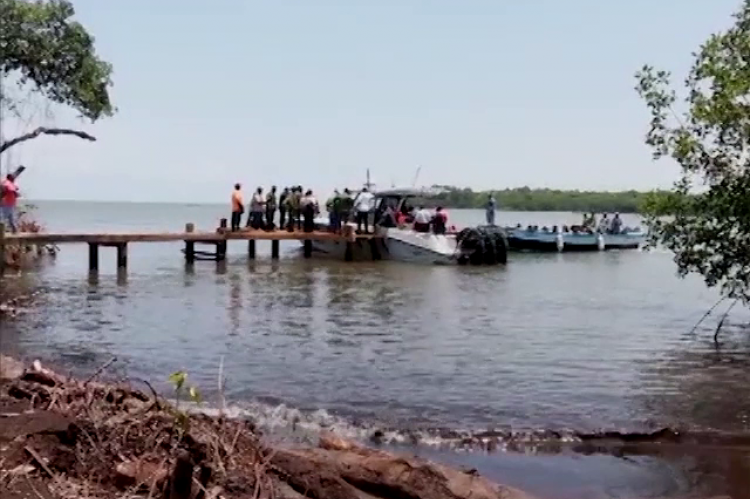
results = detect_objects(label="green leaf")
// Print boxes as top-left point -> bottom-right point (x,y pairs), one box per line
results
188,386 -> 202,404
168,371 -> 187,391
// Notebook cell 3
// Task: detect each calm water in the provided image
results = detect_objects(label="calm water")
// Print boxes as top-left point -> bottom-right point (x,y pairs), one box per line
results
2,201 -> 750,498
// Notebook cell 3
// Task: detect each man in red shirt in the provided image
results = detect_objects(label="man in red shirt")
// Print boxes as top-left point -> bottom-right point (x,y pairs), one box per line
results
1,173 -> 20,232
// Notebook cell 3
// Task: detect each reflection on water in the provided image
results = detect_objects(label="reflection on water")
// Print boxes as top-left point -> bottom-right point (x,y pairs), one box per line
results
2,202 -> 750,497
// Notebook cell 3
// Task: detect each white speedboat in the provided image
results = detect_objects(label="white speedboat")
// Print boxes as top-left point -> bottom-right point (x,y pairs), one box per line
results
309,188 -> 460,265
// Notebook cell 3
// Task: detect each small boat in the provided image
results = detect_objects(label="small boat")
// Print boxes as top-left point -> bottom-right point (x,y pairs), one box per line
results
505,225 -> 645,252
309,188 -> 507,265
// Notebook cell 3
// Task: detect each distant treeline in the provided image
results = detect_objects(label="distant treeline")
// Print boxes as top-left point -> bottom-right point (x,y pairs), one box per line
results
420,186 -> 669,213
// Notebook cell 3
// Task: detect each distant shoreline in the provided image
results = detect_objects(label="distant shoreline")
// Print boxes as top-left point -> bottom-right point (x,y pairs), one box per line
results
24,187 -> 666,214
20,199 -> 641,215
416,186 -> 662,214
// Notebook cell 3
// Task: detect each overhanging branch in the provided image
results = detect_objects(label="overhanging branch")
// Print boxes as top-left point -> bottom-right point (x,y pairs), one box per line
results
0,127 -> 96,154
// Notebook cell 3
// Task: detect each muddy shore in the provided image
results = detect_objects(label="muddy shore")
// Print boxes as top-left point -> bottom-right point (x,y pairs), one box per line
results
0,355 -> 541,499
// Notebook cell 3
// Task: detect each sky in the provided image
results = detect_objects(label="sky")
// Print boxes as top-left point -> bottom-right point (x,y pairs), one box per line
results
0,0 -> 743,203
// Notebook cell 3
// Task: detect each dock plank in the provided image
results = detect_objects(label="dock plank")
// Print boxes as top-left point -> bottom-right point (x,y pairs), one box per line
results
3,229 -> 374,245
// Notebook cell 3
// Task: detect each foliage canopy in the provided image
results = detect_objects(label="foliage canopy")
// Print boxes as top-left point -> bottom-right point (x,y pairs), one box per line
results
0,0 -> 113,154
636,1 -> 750,301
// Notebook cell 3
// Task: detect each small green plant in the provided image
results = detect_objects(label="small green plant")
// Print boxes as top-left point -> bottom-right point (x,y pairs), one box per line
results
167,370 -> 202,437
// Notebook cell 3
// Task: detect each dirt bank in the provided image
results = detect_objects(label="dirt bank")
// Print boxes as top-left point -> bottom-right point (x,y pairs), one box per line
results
0,355 -> 537,499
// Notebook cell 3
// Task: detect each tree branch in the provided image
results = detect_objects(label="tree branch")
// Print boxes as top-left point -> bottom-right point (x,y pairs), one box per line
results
0,127 -> 96,154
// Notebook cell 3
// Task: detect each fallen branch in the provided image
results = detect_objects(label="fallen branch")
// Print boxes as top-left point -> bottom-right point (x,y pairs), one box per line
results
714,299 -> 739,345
83,357 -> 117,386
0,127 -> 96,154
690,297 -> 726,334
24,446 -> 58,483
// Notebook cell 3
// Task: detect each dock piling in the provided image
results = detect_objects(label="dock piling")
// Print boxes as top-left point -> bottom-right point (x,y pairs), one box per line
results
216,241 -> 227,261
247,240 -> 256,259
271,239 -> 279,259
184,223 -> 195,264
88,243 -> 99,272
343,225 -> 355,262
303,239 -> 312,258
216,220 -> 227,262
369,239 -> 382,260
116,243 -> 128,269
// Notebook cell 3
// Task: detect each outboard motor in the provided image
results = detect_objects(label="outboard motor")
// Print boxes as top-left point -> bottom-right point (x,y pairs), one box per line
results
456,226 -> 508,265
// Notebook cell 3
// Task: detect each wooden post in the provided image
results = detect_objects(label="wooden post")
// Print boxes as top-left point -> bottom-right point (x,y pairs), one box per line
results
343,224 -> 355,262
271,239 -> 279,259
116,243 -> 128,269
369,238 -> 381,260
185,223 -> 195,264
247,239 -> 256,259
216,241 -> 227,261
303,239 -> 312,258
88,243 -> 99,272
217,218 -> 228,261
0,223 -> 5,276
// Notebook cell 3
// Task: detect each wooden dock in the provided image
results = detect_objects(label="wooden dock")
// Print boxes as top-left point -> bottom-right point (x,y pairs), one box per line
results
0,221 -> 378,274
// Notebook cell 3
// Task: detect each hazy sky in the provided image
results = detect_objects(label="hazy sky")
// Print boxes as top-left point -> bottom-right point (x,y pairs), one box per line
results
0,0 -> 741,203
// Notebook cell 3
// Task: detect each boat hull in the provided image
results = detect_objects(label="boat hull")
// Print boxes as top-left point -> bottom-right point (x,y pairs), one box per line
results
306,220 -> 458,265
310,230 -> 457,265
507,229 -> 644,252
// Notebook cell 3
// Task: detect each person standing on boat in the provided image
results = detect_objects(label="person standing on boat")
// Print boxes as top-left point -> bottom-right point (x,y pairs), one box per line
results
485,193 -> 497,226
414,206 -> 432,233
582,212 -> 597,231
354,187 -> 374,234
248,187 -> 265,229
230,183 -> 244,232
597,213 -> 610,233
432,206 -> 448,235
610,213 -> 622,234
377,201 -> 397,228
278,187 -> 290,230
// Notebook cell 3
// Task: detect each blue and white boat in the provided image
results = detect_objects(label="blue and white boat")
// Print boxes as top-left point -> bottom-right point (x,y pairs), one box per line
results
505,226 -> 646,252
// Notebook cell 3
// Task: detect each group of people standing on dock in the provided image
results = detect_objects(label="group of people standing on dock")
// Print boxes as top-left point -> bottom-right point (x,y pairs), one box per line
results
229,184 -> 497,236
229,184 -> 380,235
230,184 -> 321,232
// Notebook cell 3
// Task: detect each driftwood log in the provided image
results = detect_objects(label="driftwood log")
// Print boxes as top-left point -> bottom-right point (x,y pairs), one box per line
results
268,432 -> 537,499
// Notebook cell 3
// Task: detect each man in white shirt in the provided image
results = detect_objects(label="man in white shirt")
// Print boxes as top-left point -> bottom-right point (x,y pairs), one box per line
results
248,187 -> 265,229
413,206 -> 432,233
354,187 -> 374,233
597,213 -> 610,234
